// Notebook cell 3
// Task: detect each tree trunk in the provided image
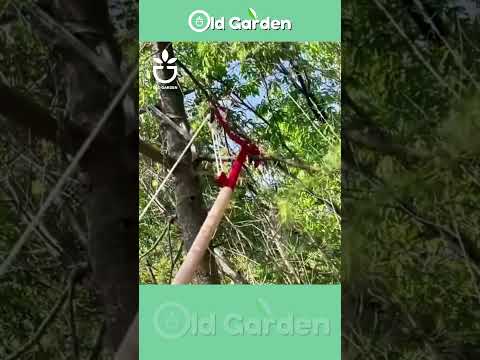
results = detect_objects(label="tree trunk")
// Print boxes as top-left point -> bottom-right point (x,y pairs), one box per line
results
154,42 -> 219,284
50,1 -> 138,351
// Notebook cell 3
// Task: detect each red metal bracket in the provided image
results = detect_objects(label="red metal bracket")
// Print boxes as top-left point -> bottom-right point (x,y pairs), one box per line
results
211,106 -> 261,189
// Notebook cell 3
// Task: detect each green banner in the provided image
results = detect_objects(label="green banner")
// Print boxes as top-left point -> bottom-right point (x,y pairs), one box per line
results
140,0 -> 340,41
140,285 -> 341,360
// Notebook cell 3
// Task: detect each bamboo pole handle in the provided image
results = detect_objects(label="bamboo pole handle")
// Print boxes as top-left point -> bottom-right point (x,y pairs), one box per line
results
114,314 -> 138,360
173,186 -> 233,284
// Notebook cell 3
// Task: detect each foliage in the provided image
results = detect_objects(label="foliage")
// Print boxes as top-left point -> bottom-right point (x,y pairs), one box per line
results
343,1 -> 480,358
139,42 -> 341,284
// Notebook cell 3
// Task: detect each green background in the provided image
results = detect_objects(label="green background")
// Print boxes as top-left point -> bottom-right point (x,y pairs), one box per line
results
140,285 -> 341,360
140,0 -> 340,41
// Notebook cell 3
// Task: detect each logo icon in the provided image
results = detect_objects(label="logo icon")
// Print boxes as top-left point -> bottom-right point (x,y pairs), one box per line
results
153,302 -> 191,340
188,9 -> 211,33
153,49 -> 178,84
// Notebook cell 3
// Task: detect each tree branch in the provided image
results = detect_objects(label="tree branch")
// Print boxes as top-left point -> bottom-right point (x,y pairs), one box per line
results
145,105 -> 191,141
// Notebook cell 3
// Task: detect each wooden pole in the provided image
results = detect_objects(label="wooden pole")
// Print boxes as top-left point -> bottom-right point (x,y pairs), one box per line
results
173,186 -> 233,284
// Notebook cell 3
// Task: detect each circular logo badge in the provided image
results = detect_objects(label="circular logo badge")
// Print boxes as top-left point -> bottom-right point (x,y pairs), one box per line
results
153,302 -> 191,340
188,10 -> 211,33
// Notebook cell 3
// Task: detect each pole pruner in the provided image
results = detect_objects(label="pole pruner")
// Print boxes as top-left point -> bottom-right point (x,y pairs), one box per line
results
172,104 -> 261,284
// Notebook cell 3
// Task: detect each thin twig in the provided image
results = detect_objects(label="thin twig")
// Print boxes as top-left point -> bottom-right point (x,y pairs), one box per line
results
212,247 -> 249,284
145,259 -> 158,284
139,217 -> 175,260
169,243 -> 184,284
